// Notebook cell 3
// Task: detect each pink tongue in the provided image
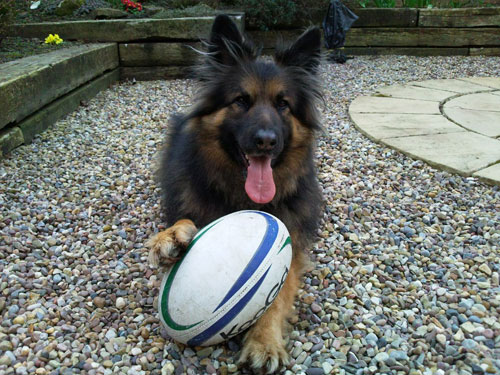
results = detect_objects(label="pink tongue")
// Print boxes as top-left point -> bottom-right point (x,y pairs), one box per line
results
245,156 -> 276,204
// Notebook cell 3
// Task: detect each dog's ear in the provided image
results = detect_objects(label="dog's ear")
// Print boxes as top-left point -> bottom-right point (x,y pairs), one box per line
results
275,27 -> 322,73
208,14 -> 255,65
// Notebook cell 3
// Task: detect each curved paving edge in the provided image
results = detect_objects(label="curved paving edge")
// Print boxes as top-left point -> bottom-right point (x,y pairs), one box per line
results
348,77 -> 500,186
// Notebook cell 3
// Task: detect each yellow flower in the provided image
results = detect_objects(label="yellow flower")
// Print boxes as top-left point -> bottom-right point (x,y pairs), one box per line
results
45,33 -> 63,45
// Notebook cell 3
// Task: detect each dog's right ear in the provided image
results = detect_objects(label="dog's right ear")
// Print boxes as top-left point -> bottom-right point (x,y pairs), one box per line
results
208,15 -> 256,65
275,27 -> 322,74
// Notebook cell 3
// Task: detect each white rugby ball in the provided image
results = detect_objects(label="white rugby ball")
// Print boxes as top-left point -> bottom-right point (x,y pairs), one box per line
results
158,210 -> 292,346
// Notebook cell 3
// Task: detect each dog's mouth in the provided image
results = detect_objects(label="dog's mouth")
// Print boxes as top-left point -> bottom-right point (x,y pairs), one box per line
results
238,148 -> 276,204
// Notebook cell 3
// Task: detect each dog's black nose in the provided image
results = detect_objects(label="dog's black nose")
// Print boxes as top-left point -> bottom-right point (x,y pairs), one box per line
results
255,129 -> 277,151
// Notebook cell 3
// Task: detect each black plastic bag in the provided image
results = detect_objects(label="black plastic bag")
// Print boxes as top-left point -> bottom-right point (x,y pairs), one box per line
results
323,0 -> 358,50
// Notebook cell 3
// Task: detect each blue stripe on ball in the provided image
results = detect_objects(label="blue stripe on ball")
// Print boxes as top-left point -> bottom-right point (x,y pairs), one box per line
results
187,266 -> 271,346
213,211 -> 278,313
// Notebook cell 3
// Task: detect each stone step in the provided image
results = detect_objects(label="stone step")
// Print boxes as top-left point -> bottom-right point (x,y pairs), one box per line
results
248,27 -> 500,49
0,43 -> 118,130
345,27 -> 500,47
0,127 -> 23,158
8,15 -> 244,43
344,47 -> 470,56
120,66 -> 191,81
419,8 -> 500,28
119,42 -> 200,67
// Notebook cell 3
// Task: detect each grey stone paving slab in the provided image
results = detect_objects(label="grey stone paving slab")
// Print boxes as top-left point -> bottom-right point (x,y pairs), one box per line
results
459,77 -> 500,90
350,113 -> 465,139
349,96 -> 440,114
410,79 -> 492,93
444,92 -> 500,112
349,77 -> 500,186
381,132 -> 500,175
443,107 -> 500,137
374,84 -> 454,102
473,163 -> 500,186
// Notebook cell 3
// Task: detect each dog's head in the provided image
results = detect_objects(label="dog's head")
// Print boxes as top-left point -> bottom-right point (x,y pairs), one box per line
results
190,15 -> 322,204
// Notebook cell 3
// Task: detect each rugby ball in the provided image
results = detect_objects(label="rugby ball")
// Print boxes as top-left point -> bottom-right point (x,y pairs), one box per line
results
158,210 -> 292,346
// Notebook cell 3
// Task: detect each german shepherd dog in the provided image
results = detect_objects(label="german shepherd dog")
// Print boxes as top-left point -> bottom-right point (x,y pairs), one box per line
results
147,15 -> 323,373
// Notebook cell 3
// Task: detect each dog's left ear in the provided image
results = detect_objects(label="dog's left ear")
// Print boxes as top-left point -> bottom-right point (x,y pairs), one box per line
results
208,14 -> 255,65
275,27 -> 322,73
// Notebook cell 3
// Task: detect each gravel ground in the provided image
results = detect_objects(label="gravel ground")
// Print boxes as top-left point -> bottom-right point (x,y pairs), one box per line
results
1,55 -> 499,375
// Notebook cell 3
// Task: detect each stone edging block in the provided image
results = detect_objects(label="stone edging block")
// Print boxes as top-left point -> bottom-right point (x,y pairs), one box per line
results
419,8 -> 500,28
0,43 -> 119,130
8,15 -> 244,43
119,43 -> 200,67
0,127 -> 24,158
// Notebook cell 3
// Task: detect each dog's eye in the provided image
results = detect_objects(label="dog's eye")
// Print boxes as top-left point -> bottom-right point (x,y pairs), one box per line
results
233,95 -> 250,110
277,99 -> 289,111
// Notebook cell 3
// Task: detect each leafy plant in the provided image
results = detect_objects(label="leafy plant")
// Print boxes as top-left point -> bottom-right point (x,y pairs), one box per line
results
402,0 -> 433,7
236,0 -> 297,31
447,0 -> 485,7
105,0 -> 124,8
358,0 -> 396,8
374,0 -> 396,7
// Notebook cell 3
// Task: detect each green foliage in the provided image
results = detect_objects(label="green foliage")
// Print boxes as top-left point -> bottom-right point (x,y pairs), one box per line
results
358,0 -> 396,8
105,0 -> 124,8
0,0 -> 16,43
446,0 -> 485,7
402,0 -> 433,7
294,0 -> 329,23
237,0 -> 297,31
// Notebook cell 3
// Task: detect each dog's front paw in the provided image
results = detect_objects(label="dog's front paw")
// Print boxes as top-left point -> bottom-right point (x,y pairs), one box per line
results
146,219 -> 197,267
239,327 -> 289,374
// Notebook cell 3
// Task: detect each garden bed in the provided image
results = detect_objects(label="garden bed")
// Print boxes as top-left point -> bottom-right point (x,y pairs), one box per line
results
6,14 -> 244,80
0,36 -> 84,64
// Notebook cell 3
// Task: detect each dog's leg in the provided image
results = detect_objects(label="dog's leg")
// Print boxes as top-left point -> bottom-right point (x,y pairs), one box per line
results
146,219 -> 198,267
239,251 -> 306,374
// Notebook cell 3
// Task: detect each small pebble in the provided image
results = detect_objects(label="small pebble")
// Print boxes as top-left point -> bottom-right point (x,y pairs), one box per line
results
116,297 -> 126,309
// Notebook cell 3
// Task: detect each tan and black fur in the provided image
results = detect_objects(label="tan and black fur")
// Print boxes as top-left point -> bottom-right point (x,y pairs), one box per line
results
147,15 -> 323,373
